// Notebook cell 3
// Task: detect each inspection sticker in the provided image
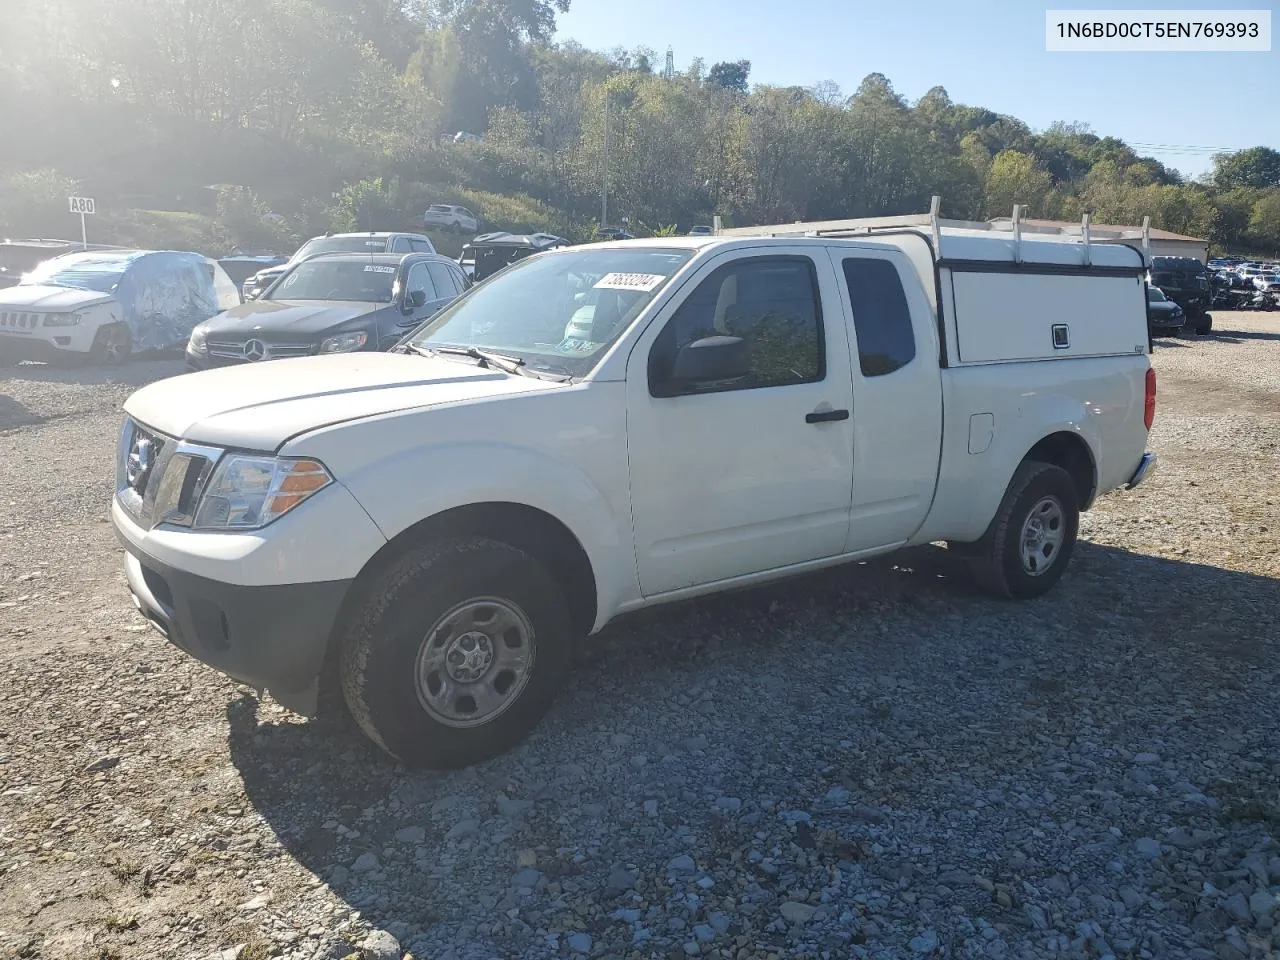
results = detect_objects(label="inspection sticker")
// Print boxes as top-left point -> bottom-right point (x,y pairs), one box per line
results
593,272 -> 666,292
363,265 -> 396,273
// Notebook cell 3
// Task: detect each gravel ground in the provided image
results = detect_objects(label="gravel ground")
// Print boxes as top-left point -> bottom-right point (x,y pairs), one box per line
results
1,315 -> 1277,960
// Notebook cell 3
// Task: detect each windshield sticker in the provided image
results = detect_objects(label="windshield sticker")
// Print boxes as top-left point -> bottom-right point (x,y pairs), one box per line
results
593,272 -> 666,292
364,241 -> 382,247
557,337 -> 600,354
363,265 -> 396,273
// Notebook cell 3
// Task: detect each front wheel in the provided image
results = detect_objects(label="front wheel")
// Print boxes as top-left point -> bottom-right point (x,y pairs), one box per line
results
89,323 -> 132,365
339,537 -> 575,768
962,461 -> 1080,599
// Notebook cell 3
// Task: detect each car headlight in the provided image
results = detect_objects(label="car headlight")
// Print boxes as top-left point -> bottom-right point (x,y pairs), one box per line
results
189,325 -> 209,354
193,455 -> 332,530
319,330 -> 369,354
42,312 -> 81,327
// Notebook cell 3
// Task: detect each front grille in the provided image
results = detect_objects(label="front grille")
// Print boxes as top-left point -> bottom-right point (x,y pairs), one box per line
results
207,339 -> 315,361
0,310 -> 43,330
117,418 -> 222,529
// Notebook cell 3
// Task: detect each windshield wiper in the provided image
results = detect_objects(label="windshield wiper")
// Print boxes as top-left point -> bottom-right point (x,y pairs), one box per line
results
429,345 -> 527,374
403,343 -> 574,382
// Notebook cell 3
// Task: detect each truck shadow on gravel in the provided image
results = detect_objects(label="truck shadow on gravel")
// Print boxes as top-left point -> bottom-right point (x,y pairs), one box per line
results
224,541 -> 1278,947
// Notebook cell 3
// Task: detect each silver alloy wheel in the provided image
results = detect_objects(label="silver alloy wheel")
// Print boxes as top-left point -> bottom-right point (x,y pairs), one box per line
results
99,326 -> 129,363
414,597 -> 536,728
1019,495 -> 1065,576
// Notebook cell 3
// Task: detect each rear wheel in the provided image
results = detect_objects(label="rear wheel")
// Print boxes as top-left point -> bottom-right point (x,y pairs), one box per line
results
339,537 -> 575,768
89,323 -> 132,365
1194,313 -> 1212,335
962,461 -> 1079,599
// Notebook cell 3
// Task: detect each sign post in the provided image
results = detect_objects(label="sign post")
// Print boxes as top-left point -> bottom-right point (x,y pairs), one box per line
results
68,196 -> 96,250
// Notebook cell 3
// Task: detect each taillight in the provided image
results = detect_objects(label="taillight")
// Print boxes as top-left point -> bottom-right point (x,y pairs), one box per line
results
1144,367 -> 1156,430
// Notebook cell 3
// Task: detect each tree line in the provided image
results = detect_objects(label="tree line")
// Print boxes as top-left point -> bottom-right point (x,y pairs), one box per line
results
1,0 -> 1277,254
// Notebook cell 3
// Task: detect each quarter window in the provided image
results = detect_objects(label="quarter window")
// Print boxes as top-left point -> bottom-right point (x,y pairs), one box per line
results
841,257 -> 916,377
649,256 -> 824,393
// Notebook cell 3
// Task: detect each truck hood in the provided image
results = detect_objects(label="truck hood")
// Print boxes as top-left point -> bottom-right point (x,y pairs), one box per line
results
124,352 -> 560,450
203,299 -> 381,335
0,284 -> 115,311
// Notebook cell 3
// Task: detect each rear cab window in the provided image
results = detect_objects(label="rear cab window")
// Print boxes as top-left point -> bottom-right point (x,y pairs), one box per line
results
841,258 -> 916,377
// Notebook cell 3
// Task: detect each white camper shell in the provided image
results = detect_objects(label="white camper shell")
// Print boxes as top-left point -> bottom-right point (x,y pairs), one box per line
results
716,202 -> 1151,366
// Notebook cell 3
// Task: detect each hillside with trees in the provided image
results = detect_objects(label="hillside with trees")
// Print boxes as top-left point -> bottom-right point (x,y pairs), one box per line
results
1,0 -> 1277,255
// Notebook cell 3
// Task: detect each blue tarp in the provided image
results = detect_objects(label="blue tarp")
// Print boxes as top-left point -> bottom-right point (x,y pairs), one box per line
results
21,250 -> 240,351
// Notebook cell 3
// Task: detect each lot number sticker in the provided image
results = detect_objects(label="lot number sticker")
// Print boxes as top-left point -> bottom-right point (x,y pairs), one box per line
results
594,272 -> 666,292
364,265 -> 396,273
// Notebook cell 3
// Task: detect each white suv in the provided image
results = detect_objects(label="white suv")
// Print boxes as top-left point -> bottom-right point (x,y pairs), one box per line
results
423,204 -> 479,234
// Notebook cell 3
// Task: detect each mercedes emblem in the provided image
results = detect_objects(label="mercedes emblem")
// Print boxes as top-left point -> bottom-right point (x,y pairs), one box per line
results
243,338 -> 267,362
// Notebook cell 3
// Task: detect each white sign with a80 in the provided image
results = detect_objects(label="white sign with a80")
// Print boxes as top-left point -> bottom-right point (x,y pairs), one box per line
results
68,196 -> 96,215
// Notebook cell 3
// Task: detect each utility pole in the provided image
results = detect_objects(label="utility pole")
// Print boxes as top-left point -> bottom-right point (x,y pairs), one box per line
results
601,87 -> 609,230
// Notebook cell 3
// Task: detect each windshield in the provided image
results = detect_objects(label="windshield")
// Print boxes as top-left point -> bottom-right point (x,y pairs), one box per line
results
409,247 -> 694,376
20,257 -> 126,292
1147,288 -> 1166,302
268,259 -> 396,302
291,236 -> 388,264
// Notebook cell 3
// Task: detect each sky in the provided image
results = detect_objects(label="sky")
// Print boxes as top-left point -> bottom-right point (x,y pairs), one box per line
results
553,0 -> 1279,181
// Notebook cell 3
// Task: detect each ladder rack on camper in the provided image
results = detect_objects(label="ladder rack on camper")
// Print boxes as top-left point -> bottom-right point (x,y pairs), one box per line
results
712,197 -> 1154,266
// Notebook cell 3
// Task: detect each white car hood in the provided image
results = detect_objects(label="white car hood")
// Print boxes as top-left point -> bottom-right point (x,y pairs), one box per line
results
0,285 -> 115,311
124,352 -> 561,450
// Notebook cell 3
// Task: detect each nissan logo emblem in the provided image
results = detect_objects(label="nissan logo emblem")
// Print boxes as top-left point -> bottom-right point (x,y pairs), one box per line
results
243,339 -> 267,361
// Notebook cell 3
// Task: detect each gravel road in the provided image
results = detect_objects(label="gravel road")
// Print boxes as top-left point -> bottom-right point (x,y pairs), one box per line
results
1,316 -> 1277,960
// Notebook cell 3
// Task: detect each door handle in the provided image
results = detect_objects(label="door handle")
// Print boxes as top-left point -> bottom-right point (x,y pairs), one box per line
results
805,408 -> 849,424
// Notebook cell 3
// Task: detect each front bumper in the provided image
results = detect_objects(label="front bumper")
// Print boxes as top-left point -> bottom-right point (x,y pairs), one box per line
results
0,331 -> 86,362
119,533 -> 350,714
1126,452 -> 1157,490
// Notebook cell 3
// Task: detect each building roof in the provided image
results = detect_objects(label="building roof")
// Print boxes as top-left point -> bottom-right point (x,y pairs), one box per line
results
987,217 -> 1206,244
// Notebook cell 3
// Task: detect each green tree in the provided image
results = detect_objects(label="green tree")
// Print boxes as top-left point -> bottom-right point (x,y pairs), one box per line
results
983,151 -> 1053,217
1213,147 -> 1280,190
1247,192 -> 1280,250
707,60 -> 751,93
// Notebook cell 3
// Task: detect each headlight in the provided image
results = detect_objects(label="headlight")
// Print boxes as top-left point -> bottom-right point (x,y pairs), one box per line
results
42,312 -> 81,327
193,455 -> 332,530
189,325 -> 209,354
319,330 -> 369,354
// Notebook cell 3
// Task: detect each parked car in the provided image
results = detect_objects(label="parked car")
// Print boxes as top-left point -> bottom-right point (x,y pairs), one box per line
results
0,239 -> 126,289
1148,256 -> 1211,334
1145,286 -> 1185,337
240,232 -> 438,301
687,225 -> 714,236
1252,273 -> 1280,293
112,229 -> 1156,768
459,231 -> 569,283
217,255 -> 287,292
423,204 -> 479,234
453,131 -> 482,144
0,249 -> 238,364
186,252 -> 468,370
596,226 -> 634,241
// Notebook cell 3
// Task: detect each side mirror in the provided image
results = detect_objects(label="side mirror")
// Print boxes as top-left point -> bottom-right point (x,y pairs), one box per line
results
668,335 -> 749,387
403,288 -> 427,312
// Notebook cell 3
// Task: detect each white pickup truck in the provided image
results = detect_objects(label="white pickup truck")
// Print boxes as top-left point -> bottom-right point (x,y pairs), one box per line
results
112,217 -> 1157,768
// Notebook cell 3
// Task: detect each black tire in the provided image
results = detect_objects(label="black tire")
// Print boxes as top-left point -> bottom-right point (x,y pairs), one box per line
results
1195,313 -> 1212,335
963,461 -> 1079,600
339,537 -> 574,768
89,323 -> 132,365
